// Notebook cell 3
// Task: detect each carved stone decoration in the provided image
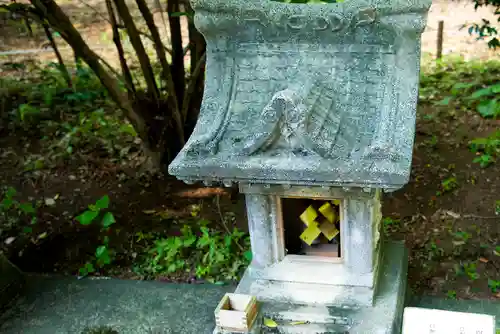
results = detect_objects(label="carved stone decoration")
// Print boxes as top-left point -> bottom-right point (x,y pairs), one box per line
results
169,0 -> 432,190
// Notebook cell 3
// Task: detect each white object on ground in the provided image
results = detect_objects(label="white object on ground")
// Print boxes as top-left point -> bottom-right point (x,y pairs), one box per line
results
402,307 -> 495,334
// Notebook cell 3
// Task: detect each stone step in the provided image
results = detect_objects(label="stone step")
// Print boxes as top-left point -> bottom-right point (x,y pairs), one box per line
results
258,303 -> 353,334
262,304 -> 355,324
261,323 -> 349,334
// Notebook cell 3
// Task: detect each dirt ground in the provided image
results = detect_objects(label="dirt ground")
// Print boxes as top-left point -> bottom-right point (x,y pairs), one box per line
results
0,0 -> 499,299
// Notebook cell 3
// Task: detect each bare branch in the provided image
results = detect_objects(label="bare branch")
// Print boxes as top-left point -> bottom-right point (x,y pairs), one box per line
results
181,52 -> 206,123
167,0 -> 185,113
113,0 -> 160,101
42,22 -> 73,88
106,0 -> 135,94
135,0 -> 184,143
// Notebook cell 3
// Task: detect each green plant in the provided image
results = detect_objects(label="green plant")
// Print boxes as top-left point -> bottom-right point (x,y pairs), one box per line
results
488,279 -> 500,293
468,0 -> 499,49
446,290 -> 457,299
452,231 -> 472,244
419,57 -> 500,113
382,217 -> 400,234
469,130 -> 500,167
0,186 -> 37,235
495,200 -> 500,216
425,240 -> 445,261
436,177 -> 458,196
455,83 -> 500,118
138,221 -> 251,283
462,261 -> 480,281
52,107 -> 137,158
451,231 -> 472,256
76,195 -> 117,276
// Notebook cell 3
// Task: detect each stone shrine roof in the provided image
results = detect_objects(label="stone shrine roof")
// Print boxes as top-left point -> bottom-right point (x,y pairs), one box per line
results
169,0 -> 432,191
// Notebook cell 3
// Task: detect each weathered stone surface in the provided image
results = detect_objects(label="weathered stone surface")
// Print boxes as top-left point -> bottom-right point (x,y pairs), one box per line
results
169,0 -> 432,190
214,240 -> 409,333
0,276 -> 233,334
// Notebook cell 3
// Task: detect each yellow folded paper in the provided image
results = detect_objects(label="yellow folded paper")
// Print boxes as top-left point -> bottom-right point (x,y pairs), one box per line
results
300,224 -> 321,246
319,220 -> 340,241
319,202 -> 336,223
299,205 -> 318,227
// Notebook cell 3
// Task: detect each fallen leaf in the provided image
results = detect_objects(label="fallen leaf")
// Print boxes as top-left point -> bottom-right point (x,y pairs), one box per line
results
452,240 -> 466,246
445,210 -> 461,219
479,257 -> 489,263
495,292 -> 500,299
37,232 -> 48,240
263,318 -> 278,328
290,321 -> 308,325
142,210 -> 156,215
4,237 -> 15,245
44,198 -> 56,206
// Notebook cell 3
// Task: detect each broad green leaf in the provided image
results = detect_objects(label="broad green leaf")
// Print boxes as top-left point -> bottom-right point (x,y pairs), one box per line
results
243,250 -> 253,262
0,199 -> 14,210
95,195 -> 110,211
435,97 -> 452,105
491,83 -> 500,93
452,82 -> 476,90
85,262 -> 95,272
76,210 -> 99,225
5,187 -> 16,198
96,246 -> 111,265
101,212 -> 116,228
470,87 -> 494,99
119,124 -> 137,137
477,99 -> 499,118
19,202 -> 35,214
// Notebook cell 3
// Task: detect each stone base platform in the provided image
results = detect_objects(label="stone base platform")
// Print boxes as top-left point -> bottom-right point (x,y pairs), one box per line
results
214,241 -> 408,334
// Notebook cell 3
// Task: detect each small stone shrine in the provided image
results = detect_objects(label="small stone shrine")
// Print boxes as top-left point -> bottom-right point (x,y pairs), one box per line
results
169,0 -> 431,332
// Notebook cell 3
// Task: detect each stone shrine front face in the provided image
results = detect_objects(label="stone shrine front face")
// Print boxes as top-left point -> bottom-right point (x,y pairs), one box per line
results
169,0 -> 431,332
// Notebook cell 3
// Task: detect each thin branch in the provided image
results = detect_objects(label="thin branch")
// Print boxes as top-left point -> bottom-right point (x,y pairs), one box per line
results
113,0 -> 159,101
115,24 -> 172,54
167,0 -> 185,113
216,194 -> 245,253
42,22 -> 73,88
462,214 -> 500,220
135,0 -> 184,143
181,51 -> 206,122
106,0 -> 135,94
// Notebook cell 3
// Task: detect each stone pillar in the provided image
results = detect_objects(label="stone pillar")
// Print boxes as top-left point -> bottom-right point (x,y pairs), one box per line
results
343,191 -> 381,275
245,194 -> 281,268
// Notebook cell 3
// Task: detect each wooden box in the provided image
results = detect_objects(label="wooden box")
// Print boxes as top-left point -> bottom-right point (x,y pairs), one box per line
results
215,293 -> 258,332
